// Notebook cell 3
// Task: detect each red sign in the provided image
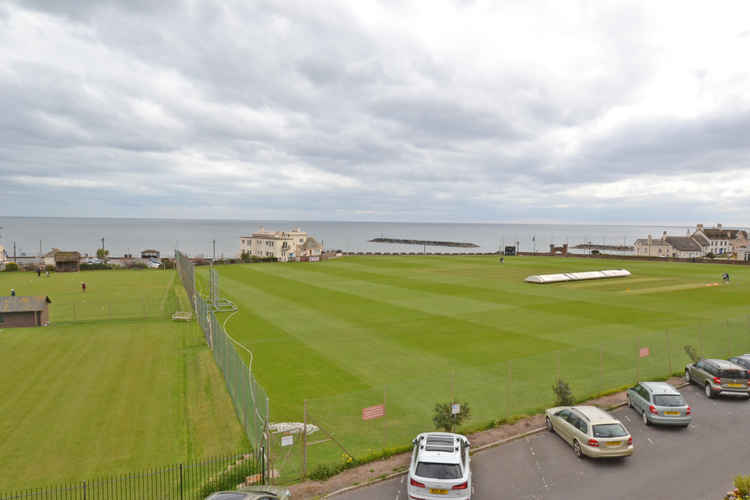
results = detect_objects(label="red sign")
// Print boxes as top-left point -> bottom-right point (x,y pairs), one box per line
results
362,404 -> 385,420
639,347 -> 650,358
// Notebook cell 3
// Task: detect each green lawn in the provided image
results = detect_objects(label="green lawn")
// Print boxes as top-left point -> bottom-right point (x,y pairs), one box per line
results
0,270 -> 247,491
202,256 -> 750,478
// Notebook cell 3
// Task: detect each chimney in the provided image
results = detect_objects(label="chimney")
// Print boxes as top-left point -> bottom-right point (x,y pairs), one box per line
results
717,223 -> 722,229
662,231 -> 667,240
697,224 -> 704,232
648,234 -> 652,245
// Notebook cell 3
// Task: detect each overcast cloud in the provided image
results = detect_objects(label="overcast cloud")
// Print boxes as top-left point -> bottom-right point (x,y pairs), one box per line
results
1,0 -> 749,224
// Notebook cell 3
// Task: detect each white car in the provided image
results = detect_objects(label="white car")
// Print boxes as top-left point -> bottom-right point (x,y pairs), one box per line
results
407,432 -> 471,500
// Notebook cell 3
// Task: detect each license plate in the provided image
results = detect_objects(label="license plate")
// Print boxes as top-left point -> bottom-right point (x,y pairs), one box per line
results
664,411 -> 680,416
606,441 -> 622,447
727,383 -> 744,388
429,489 -> 449,494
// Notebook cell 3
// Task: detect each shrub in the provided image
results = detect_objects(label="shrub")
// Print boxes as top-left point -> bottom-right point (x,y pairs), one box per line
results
4,262 -> 19,272
736,475 -> 750,498
684,345 -> 700,363
80,263 -> 112,271
432,401 -> 471,432
552,378 -> 574,406
45,265 -> 55,272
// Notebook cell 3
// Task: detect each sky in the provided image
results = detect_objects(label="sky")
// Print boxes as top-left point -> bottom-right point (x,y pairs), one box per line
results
1,0 -> 749,224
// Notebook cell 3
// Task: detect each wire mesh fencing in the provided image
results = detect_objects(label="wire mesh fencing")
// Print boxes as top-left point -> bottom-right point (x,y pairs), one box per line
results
174,251 -> 270,456
279,316 -> 750,483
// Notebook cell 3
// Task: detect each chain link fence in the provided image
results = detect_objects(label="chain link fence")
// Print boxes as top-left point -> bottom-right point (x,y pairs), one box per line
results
175,252 -> 270,457
276,316 -> 750,482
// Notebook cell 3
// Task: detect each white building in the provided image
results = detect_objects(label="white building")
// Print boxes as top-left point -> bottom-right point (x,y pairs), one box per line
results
691,224 -> 749,257
240,227 -> 320,262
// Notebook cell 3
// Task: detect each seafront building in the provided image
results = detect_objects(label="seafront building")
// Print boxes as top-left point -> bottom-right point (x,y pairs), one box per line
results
634,224 -> 750,260
240,227 -> 322,262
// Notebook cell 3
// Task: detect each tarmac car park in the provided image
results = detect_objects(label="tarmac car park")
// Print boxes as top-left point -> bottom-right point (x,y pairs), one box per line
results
336,382 -> 750,500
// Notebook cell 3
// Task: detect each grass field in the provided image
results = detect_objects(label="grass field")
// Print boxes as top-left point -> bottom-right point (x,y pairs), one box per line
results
201,255 -> 750,478
0,270 -> 247,491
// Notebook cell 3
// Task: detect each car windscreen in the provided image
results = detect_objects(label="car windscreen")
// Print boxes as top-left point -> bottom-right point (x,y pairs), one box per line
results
720,369 -> 748,379
653,394 -> 686,407
592,423 -> 628,438
415,462 -> 462,479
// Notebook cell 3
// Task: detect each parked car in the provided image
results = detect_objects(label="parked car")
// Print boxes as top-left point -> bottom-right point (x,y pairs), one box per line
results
728,354 -> 750,371
545,405 -> 633,458
147,258 -> 161,269
626,381 -> 691,427
204,486 -> 290,500
685,358 -> 750,399
408,432 -> 471,499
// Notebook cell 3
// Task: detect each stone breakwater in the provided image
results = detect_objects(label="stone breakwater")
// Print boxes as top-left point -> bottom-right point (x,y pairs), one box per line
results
368,237 -> 479,248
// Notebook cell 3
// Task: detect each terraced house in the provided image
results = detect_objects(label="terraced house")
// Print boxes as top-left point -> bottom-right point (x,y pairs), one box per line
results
634,224 -> 749,259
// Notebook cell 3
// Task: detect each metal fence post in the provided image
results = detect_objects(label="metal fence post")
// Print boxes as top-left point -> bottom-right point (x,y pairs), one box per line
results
83,480 -> 87,500
73,303 -> 77,322
302,399 -> 308,479
599,348 -> 604,393
179,463 -> 183,500
507,361 -> 512,419
666,330 -> 672,376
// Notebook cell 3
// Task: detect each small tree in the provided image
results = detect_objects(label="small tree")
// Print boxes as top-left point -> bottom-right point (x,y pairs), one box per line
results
96,248 -> 109,260
4,262 -> 19,272
684,345 -> 700,363
552,378 -> 574,406
241,250 -> 251,263
432,401 -> 471,432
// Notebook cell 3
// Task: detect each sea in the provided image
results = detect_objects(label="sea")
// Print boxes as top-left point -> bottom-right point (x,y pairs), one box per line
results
0,217 -> 719,259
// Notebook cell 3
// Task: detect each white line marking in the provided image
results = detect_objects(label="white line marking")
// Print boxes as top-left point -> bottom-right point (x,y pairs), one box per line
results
647,437 -> 655,445
624,415 -> 631,422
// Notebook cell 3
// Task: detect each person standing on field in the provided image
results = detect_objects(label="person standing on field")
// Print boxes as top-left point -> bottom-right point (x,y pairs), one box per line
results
81,282 -> 86,292
10,288 -> 15,296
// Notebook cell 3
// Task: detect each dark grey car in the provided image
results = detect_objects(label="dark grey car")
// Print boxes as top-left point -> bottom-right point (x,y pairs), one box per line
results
205,486 -> 290,500
626,382 -> 691,426
685,358 -> 750,399
728,354 -> 750,371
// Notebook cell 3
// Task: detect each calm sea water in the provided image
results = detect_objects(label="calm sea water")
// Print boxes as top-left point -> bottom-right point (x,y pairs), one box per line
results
0,217 -> 708,258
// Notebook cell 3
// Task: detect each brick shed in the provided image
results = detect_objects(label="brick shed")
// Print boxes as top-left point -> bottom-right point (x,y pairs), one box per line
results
55,251 -> 81,272
0,296 -> 52,328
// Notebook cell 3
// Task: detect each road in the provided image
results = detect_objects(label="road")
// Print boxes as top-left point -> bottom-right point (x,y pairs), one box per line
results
335,384 -> 750,500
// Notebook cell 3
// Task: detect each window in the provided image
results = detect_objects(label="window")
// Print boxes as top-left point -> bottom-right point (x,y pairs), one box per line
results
592,424 -> 628,438
415,462 -> 462,480
0,315 -> 3,323
653,394 -> 686,407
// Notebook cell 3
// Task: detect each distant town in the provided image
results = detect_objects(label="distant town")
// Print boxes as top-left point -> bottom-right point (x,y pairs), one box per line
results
2,222 -> 749,273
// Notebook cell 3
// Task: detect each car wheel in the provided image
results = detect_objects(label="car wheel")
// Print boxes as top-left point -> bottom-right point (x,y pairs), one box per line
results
642,410 -> 650,426
545,417 -> 553,432
705,383 -> 714,399
573,440 -> 583,458
685,370 -> 691,384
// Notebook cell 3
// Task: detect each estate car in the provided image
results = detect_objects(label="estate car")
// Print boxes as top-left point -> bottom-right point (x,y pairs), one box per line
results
545,405 -> 633,458
204,486 -> 290,500
685,358 -> 750,399
408,432 -> 471,500
626,382 -> 691,427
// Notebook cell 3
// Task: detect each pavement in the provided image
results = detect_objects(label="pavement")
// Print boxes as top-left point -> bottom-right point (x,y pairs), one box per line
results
333,384 -> 750,500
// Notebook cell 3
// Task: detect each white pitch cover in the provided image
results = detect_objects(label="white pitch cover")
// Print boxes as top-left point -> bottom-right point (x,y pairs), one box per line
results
525,269 -> 631,284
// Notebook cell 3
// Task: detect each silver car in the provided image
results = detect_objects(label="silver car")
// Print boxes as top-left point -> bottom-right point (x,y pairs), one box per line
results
626,382 -> 691,427
545,405 -> 633,458
685,358 -> 750,398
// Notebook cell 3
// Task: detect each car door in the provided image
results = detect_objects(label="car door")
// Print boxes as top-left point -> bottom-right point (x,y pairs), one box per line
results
630,384 -> 644,412
553,409 -> 572,441
693,360 -> 707,384
637,385 -> 651,412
